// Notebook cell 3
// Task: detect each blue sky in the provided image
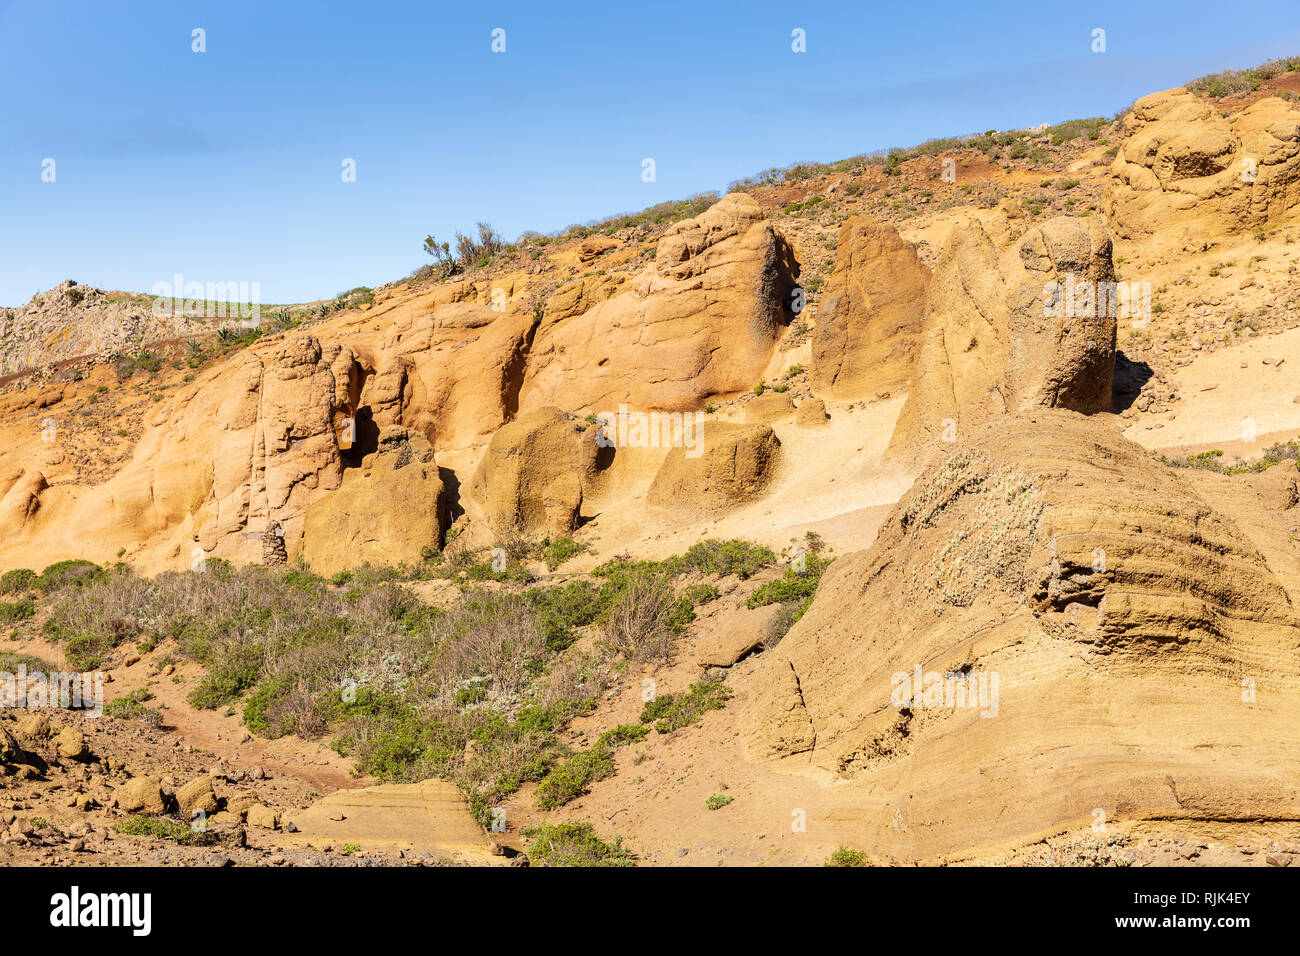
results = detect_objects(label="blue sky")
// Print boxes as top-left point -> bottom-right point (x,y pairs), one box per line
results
2,0 -> 1298,305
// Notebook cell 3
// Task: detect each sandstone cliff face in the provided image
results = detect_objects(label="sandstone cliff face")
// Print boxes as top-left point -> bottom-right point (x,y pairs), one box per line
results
0,194 -> 811,570
1,333 -> 358,570
1107,88 -> 1300,238
517,193 -> 800,414
0,468 -> 48,529
811,217 -> 930,399
887,215 -> 1116,461
351,301 -> 534,453
744,410 -> 1300,858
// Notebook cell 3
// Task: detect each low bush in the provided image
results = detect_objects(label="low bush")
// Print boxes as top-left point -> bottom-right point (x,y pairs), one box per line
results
639,677 -> 732,734
524,822 -> 634,867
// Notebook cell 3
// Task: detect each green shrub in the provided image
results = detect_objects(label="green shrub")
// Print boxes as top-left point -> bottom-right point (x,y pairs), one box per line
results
706,792 -> 734,810
38,559 -> 103,593
113,815 -> 213,846
681,583 -> 720,606
36,557 -> 644,827
747,555 -> 834,610
640,677 -> 732,734
241,676 -> 299,736
825,846 -> 872,867
0,569 -> 37,594
0,650 -> 54,672
188,643 -> 264,709
528,580 -> 603,651
0,600 -> 35,623
638,694 -> 676,723
1188,57 -> 1300,98
598,723 -> 649,747
597,568 -> 691,661
534,744 -> 616,808
541,537 -> 585,571
104,689 -> 163,726
672,539 -> 775,579
524,823 -> 634,867
764,599 -> 810,648
1160,440 -> 1299,474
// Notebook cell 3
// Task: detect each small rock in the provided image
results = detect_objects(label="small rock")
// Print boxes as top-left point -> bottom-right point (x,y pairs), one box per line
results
15,715 -> 51,739
112,776 -> 167,814
54,727 -> 88,761
175,776 -> 219,817
246,803 -> 279,830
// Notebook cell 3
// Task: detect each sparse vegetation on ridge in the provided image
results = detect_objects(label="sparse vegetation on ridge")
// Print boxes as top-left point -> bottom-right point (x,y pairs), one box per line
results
1188,55 -> 1300,98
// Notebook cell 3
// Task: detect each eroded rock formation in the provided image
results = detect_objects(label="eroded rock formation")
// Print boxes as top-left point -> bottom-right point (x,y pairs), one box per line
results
745,410 -> 1300,858
1107,88 -> 1300,237
887,215 -> 1117,461
811,217 -> 930,399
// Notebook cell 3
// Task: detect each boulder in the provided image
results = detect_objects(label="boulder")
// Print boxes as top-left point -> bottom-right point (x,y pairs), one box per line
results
175,776 -> 221,817
15,714 -> 50,739
695,604 -> 781,667
225,791 -> 260,818
795,396 -> 829,426
301,431 -> 447,574
113,776 -> 167,814
53,726 -> 87,760
470,407 -> 605,538
578,235 -> 621,261
0,726 -> 26,764
745,391 -> 795,424
246,803 -> 279,830
1247,460 -> 1299,511
647,422 -> 780,515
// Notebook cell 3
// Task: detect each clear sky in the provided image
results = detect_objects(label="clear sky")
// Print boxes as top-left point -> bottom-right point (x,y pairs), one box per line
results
2,0 -> 1298,306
